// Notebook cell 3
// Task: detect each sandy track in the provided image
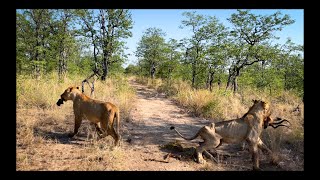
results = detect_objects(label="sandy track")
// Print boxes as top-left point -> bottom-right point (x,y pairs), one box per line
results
117,79 -> 222,171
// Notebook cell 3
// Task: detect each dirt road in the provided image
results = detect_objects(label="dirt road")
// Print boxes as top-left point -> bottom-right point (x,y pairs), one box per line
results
119,79 -> 221,171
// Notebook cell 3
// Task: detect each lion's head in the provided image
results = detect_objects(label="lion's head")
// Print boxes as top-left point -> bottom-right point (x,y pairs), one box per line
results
249,99 -> 271,116
56,86 -> 80,106
248,100 -> 291,129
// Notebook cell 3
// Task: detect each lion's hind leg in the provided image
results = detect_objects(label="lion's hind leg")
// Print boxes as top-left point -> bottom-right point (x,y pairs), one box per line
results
195,141 -> 215,164
201,140 -> 221,164
94,123 -> 106,139
108,125 -> 120,146
257,138 -> 279,165
247,140 -> 261,171
203,150 -> 219,164
97,115 -> 109,140
195,142 -> 206,164
104,111 -> 120,146
257,138 -> 272,155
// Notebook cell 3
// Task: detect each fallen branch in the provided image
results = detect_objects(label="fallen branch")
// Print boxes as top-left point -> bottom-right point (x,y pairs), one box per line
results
144,158 -> 169,163
81,71 -> 99,97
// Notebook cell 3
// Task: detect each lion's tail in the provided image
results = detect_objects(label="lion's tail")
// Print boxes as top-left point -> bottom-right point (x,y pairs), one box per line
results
115,109 -> 120,135
170,126 -> 200,141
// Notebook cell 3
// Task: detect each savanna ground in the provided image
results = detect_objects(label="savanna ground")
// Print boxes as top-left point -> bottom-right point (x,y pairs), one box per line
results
16,75 -> 304,171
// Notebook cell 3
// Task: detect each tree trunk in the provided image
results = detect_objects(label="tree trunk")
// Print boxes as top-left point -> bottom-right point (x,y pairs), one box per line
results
58,58 -> 62,78
206,70 -> 210,89
41,36 -> 47,72
233,76 -> 238,93
192,60 -> 196,88
226,73 -> 232,90
100,10 -> 108,81
101,55 -> 108,81
209,71 -> 215,92
58,17 -> 69,80
168,67 -> 172,86
34,22 -> 41,79
58,46 -> 66,80
218,77 -> 221,89
58,29 -> 68,80
150,63 -> 156,79
93,35 -> 98,72
34,49 -> 40,79
34,63 -> 40,80
207,65 -> 214,91
233,67 -> 240,93
226,66 -> 235,90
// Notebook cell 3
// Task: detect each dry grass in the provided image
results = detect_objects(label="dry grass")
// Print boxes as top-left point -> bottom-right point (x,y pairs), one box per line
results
17,74 -> 303,170
16,73 -> 136,171
135,76 -> 163,90
17,73 -> 136,121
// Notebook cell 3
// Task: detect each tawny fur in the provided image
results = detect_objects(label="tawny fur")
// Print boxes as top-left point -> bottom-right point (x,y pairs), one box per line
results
57,86 -> 121,146
171,100 -> 278,170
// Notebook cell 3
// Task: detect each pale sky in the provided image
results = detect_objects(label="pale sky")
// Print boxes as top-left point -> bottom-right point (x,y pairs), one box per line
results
123,9 -> 304,67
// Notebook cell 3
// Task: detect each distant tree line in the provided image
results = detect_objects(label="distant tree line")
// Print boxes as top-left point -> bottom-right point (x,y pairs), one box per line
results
16,9 -> 303,97
129,10 -> 303,97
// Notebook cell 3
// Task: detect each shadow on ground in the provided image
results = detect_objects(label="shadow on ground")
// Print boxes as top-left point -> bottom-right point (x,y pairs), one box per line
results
33,123 -> 93,146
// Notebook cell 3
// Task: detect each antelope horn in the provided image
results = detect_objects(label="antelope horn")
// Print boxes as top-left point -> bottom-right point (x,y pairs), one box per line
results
272,119 -> 291,126
269,124 -> 290,129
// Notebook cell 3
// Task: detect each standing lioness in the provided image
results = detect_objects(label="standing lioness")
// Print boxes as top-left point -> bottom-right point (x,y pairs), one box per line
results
56,86 -> 120,146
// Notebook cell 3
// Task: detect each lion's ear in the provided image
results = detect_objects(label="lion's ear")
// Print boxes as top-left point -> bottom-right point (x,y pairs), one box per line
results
252,99 -> 258,103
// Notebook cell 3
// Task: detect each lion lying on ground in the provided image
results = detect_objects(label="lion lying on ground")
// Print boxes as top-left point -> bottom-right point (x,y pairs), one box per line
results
171,99 -> 290,170
56,86 -> 120,146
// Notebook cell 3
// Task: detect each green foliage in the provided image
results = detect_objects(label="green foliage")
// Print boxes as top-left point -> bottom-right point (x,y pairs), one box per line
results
224,9 -> 297,93
98,9 -> 133,80
136,27 -> 167,78
109,62 -> 125,75
125,64 -> 140,75
16,9 -> 133,80
133,10 -> 303,98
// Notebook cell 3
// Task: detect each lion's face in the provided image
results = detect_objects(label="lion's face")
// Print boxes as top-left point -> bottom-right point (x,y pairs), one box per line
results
251,99 -> 272,129
56,86 -> 80,106
261,100 -> 291,129
252,99 -> 270,113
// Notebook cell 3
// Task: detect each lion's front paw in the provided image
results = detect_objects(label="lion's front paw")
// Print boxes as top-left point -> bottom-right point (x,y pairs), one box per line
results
197,157 -> 205,164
